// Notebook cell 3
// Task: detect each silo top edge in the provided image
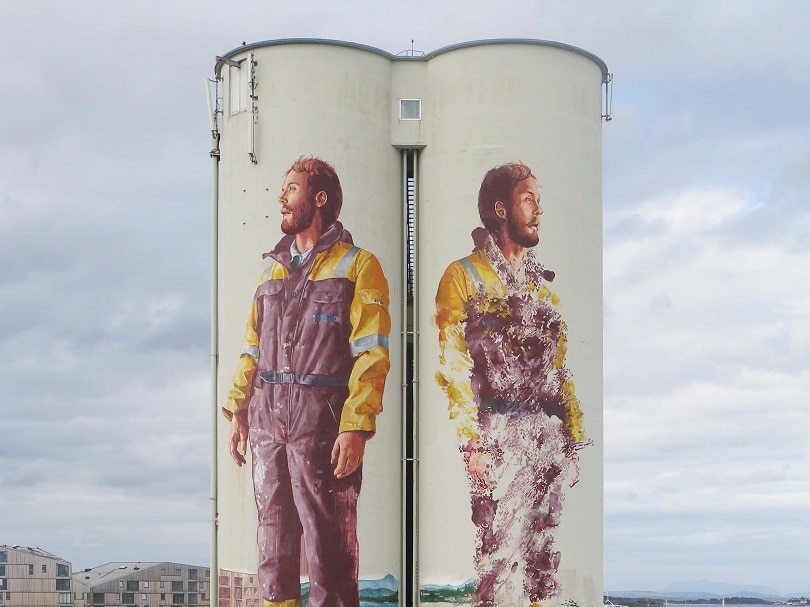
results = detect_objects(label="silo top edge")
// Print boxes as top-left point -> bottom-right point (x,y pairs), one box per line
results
214,38 -> 610,79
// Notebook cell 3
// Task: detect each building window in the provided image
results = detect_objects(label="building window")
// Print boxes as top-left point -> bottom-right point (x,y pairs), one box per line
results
188,582 -> 197,592
172,594 -> 184,604
174,569 -> 181,576
141,594 -> 147,601
57,564 -> 70,577
92,593 -> 105,604
161,594 -> 166,600
160,582 -> 165,589
123,593 -> 135,604
400,99 -> 422,120
188,594 -> 197,605
0,566 -> 4,576
0,553 -> 6,563
144,582 -> 149,589
204,570 -> 209,578
29,564 -> 34,575
229,62 -> 248,115
127,581 -> 139,591
172,582 -> 183,592
42,565 -> 47,573
188,569 -> 197,581
56,579 -> 71,590
59,592 -> 71,604
0,580 -> 6,591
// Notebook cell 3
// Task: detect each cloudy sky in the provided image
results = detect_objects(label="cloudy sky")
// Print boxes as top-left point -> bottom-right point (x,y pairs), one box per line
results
1,0 -> 809,597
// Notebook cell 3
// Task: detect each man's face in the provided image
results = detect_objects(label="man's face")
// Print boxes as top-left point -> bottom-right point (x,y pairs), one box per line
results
278,170 -> 317,235
505,177 -> 543,248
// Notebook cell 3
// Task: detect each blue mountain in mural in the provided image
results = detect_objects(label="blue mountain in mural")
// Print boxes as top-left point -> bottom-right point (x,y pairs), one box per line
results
301,575 -> 399,604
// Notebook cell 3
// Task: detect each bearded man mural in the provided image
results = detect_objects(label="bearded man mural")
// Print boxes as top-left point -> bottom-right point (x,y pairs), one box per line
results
223,156 -> 391,607
435,162 -> 588,607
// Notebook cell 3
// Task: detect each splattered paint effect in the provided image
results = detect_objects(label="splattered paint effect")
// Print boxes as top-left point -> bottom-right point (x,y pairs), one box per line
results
436,227 -> 588,607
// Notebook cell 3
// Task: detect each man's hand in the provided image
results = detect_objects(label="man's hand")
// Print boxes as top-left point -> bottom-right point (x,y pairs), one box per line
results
331,431 -> 369,479
464,449 -> 492,492
228,410 -> 249,467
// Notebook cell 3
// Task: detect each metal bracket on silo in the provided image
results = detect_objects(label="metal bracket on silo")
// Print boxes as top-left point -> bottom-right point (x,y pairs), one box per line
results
602,73 -> 614,122
248,52 -> 259,165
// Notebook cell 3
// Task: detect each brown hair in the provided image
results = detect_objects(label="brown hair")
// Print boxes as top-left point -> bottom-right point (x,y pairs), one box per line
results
477,162 -> 535,233
286,156 -> 343,226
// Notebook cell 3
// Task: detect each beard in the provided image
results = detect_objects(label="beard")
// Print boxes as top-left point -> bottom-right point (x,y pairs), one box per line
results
280,198 -> 317,235
506,215 -> 540,248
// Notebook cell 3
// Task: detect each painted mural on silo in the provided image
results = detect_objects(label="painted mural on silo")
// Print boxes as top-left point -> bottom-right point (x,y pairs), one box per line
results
214,42 -> 402,607
417,42 -> 605,607
222,156 -> 392,607
434,163 -> 589,606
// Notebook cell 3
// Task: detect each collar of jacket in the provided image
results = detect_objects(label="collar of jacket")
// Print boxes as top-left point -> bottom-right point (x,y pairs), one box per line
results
471,226 -> 556,287
262,221 -> 354,269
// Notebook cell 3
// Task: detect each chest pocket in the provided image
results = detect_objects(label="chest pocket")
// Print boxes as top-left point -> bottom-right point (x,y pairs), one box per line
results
297,279 -> 354,370
255,278 -> 285,327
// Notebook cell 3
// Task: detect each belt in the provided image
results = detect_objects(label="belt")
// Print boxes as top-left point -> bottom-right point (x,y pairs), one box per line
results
258,371 -> 350,387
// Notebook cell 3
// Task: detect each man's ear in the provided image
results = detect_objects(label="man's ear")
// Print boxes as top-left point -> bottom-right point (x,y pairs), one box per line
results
494,200 -> 507,220
314,190 -> 327,208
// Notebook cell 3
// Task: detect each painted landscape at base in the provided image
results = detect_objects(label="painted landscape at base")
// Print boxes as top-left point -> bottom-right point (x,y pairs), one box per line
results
435,163 -> 589,606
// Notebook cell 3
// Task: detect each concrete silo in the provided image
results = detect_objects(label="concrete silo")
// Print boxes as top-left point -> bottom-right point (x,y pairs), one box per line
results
208,38 -> 610,607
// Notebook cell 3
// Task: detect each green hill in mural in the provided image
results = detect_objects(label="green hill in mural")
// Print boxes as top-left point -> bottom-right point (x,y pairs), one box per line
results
420,580 -> 475,603
301,574 -> 399,604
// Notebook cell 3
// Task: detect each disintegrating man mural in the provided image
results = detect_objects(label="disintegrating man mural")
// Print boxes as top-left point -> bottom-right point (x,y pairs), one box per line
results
223,157 -> 391,607
435,162 -> 588,607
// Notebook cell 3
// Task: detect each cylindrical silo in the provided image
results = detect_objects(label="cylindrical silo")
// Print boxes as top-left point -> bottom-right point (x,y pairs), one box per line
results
417,41 -> 605,607
213,40 -> 404,607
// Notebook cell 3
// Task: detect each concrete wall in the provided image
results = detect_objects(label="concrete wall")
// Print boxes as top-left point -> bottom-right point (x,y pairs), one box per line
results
214,38 -> 606,606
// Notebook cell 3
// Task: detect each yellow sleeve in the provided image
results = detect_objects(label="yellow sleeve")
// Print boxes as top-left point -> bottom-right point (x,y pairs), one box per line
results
221,274 -> 264,421
435,262 -> 479,442
340,251 -> 391,434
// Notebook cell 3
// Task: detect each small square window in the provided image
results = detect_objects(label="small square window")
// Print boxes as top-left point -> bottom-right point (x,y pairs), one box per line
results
400,99 -> 421,120
142,594 -> 147,600
42,565 -> 47,573
29,565 -> 34,576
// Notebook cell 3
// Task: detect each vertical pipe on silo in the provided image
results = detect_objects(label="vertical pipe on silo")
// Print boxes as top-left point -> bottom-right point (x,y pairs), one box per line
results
209,92 -> 220,607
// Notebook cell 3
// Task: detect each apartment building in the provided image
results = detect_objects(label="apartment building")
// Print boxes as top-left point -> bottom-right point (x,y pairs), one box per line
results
0,545 -> 74,607
74,563 -> 210,607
